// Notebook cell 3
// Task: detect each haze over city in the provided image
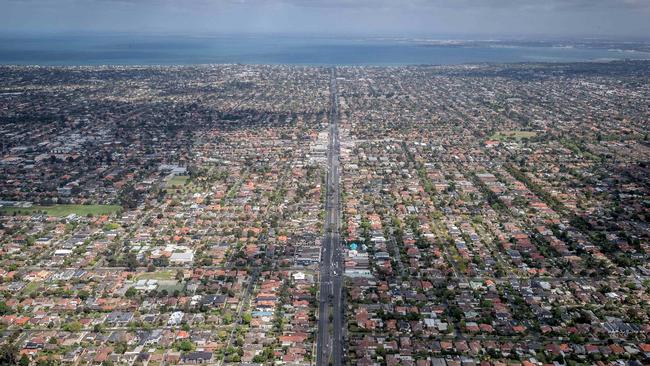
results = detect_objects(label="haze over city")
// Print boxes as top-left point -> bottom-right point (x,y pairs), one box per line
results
2,0 -> 650,37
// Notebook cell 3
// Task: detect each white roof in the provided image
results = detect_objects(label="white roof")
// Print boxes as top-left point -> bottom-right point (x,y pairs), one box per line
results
170,252 -> 194,262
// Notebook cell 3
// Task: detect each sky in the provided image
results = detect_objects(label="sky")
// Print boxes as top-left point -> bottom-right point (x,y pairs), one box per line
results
1,0 -> 650,38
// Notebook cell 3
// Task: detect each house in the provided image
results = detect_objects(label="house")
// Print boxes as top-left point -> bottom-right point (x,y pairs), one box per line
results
180,351 -> 213,364
170,252 -> 194,265
168,311 -> 184,326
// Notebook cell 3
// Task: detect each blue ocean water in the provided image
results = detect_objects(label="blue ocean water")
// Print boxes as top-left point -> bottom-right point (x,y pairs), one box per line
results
0,34 -> 648,66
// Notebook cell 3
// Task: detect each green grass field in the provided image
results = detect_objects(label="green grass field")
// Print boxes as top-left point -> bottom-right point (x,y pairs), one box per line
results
136,270 -> 177,281
23,281 -> 42,295
167,175 -> 190,187
0,204 -> 122,217
157,280 -> 184,293
491,130 -> 538,141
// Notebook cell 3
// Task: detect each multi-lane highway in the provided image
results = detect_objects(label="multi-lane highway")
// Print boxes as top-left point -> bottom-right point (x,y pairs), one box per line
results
316,68 -> 344,366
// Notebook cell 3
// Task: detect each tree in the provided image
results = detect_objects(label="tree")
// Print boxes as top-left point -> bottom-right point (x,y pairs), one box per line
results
119,183 -> 141,209
0,301 -> 13,315
176,340 -> 194,352
63,321 -> 83,332
0,343 -> 19,365
222,312 -> 233,325
252,354 -> 266,363
242,312 -> 252,325
124,253 -> 138,271
125,287 -> 137,298
19,355 -> 29,366
153,257 -> 169,267
35,358 -> 58,366
114,342 -> 127,354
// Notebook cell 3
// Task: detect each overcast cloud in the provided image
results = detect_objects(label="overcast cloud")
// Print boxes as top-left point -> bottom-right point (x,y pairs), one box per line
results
1,0 -> 649,37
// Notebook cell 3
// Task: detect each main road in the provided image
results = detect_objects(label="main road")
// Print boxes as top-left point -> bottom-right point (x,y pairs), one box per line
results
316,68 -> 344,366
